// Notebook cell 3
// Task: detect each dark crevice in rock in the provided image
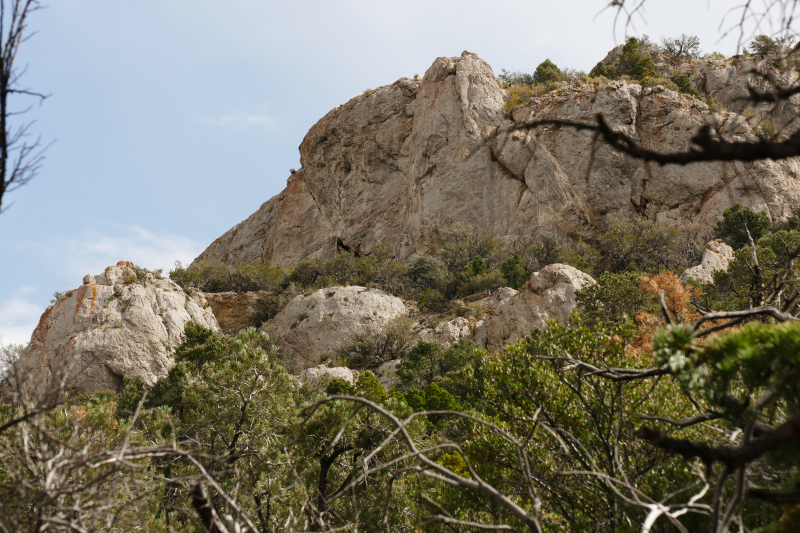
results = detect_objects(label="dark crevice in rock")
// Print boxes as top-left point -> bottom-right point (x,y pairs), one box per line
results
336,237 -> 359,257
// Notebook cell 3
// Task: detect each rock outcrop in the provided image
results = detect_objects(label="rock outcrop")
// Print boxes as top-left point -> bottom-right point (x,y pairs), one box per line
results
680,240 -> 735,284
482,264 -> 595,350
202,291 -> 262,335
265,286 -> 406,369
4,262 -> 219,403
602,43 -> 800,133
194,51 -> 800,269
297,364 -> 355,389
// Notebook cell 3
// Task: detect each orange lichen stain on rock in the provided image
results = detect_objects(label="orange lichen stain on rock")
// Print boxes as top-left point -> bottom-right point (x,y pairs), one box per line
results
73,285 -> 89,321
116,260 -> 134,268
89,284 -> 97,313
28,305 -> 54,347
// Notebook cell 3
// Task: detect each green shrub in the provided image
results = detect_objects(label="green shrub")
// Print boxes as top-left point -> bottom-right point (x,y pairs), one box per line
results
396,339 -> 479,403
707,229 -> 800,311
457,271 -> 506,297
556,239 -> 601,274
407,254 -> 449,295
420,383 -> 459,425
500,253 -> 528,289
616,37 -> 658,81
503,85 -> 538,114
454,319 -> 704,530
596,216 -> 679,272
576,271 -> 657,326
589,61 -> 615,79
354,371 -> 387,403
497,69 -> 535,87
713,202 -> 772,250
170,260 -> 287,293
325,377 -> 356,396
438,223 -> 502,281
463,255 -> 489,278
418,288 -> 448,311
672,73 -> 700,97
745,34 -> 795,56
335,316 -> 415,368
532,59 -> 562,85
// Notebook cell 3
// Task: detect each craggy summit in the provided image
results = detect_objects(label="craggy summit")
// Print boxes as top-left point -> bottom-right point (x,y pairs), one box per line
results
195,50 -> 800,268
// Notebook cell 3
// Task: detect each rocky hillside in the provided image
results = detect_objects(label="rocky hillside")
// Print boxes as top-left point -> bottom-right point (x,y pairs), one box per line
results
194,50 -> 800,268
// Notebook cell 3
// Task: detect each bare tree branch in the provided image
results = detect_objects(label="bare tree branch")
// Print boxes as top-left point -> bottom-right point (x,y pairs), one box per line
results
0,0 -> 48,215
636,409 -> 800,468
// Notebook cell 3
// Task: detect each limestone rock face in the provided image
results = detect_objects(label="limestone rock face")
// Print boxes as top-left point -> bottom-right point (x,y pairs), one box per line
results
484,264 -> 595,351
376,360 -> 401,389
500,82 -> 800,232
415,316 -> 476,346
4,262 -> 219,403
602,44 -> 800,133
203,291 -> 262,336
266,286 -> 406,369
680,240 -> 735,284
298,365 -> 355,389
194,51 -> 800,269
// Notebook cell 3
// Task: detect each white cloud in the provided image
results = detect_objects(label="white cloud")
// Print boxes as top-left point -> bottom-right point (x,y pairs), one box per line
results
199,113 -> 275,128
22,226 -> 205,285
52,226 -> 205,278
2,227 -> 204,348
0,297 -> 43,346
15,285 -> 36,296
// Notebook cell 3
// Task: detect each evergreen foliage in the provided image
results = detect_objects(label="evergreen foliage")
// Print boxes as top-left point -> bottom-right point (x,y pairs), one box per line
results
713,202 -> 772,250
590,60 -> 615,79
745,34 -> 796,55
673,72 -> 700,97
616,37 -> 658,80
501,252 -> 528,289
532,58 -> 562,85
575,270 -> 658,326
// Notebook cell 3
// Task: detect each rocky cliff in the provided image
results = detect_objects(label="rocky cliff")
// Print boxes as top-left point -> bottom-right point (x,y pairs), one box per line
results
3,262 -> 219,402
194,51 -> 800,268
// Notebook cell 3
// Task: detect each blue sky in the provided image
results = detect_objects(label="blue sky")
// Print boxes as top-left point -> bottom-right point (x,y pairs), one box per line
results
0,0 -> 752,345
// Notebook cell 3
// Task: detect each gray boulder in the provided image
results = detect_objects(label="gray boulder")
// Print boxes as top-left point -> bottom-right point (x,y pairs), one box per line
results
482,264 -> 595,350
680,240 -> 734,285
266,286 -> 406,369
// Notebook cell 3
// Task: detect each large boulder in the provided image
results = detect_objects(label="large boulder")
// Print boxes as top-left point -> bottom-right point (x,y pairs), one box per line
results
482,264 -> 595,351
680,240 -> 734,284
3,262 -> 219,403
265,286 -> 406,369
193,52 -> 800,270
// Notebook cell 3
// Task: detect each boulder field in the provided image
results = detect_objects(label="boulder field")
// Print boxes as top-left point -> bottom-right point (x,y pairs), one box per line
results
5,263 -> 597,397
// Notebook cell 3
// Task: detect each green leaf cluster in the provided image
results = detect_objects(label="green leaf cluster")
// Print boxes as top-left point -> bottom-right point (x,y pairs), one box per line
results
713,202 -> 772,250
575,270 -> 658,326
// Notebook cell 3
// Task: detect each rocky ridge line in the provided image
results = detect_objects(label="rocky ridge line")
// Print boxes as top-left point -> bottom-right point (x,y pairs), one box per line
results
194,51 -> 800,269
